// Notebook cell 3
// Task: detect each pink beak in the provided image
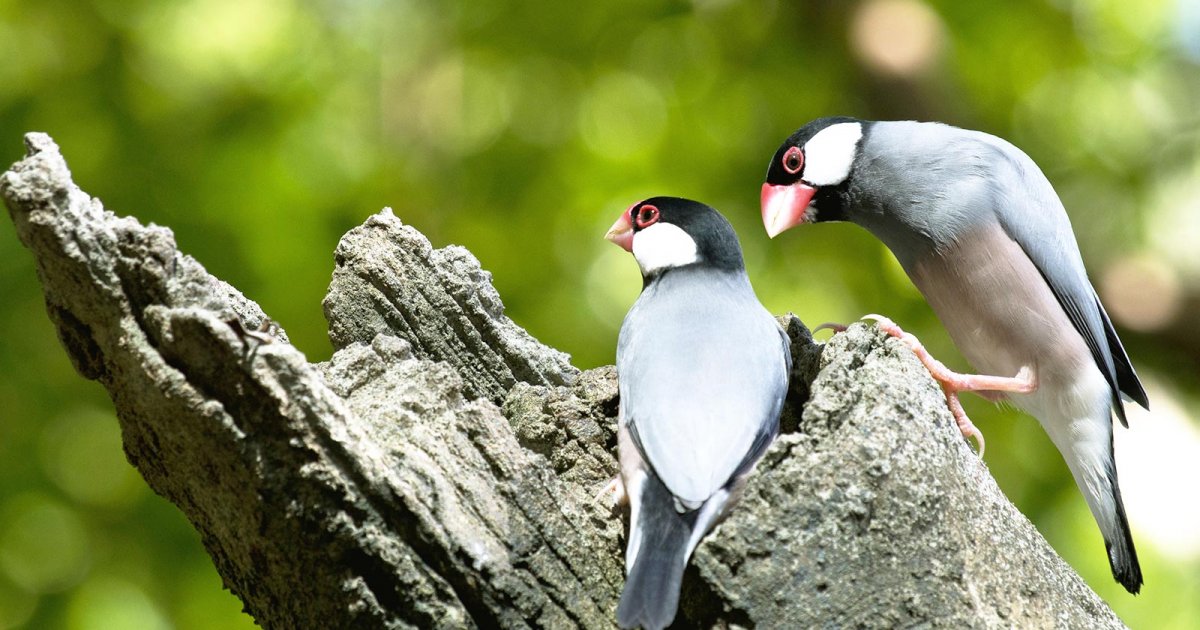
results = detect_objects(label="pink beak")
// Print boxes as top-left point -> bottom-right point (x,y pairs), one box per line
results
605,210 -> 635,252
761,182 -> 817,238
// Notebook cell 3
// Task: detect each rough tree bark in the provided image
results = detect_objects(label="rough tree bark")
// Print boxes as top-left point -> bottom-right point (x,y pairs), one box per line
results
2,133 -> 1127,629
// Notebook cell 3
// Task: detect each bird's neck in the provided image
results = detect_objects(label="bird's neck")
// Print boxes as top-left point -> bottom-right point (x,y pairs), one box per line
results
642,264 -> 749,294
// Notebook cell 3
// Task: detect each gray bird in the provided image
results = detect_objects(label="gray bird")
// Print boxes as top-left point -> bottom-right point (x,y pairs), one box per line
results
606,197 -> 791,628
760,118 -> 1149,594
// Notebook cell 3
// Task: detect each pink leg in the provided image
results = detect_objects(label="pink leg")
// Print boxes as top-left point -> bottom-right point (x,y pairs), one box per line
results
943,391 -> 986,456
863,315 -> 1037,456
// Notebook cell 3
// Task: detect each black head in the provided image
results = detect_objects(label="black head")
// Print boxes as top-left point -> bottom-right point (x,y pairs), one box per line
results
762,117 -> 868,236
605,196 -> 744,278
764,116 -> 863,186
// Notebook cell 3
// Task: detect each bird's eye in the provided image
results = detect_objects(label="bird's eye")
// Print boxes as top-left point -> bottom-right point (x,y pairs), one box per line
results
782,146 -> 804,175
634,204 -> 660,229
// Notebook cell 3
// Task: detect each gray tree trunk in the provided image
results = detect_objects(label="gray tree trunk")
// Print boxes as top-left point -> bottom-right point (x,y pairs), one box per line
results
2,133 -> 1126,629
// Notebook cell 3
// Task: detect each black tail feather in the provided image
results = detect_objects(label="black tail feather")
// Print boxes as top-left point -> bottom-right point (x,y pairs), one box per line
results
1095,294 -> 1149,416
1104,470 -> 1142,590
617,476 -> 696,630
1105,460 -> 1143,594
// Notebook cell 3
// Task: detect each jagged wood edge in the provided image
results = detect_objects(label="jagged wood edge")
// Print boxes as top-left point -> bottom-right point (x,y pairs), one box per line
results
1,133 -> 620,628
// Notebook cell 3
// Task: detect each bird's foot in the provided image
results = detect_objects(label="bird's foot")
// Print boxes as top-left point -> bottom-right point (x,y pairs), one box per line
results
862,314 -> 974,389
863,314 -> 1040,456
944,390 -> 986,457
813,322 -> 848,335
863,314 -> 1037,394
594,475 -> 626,508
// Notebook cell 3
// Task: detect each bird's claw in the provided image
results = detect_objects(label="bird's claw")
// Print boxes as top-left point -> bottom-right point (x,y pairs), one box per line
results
865,313 -> 989,457
944,390 -> 986,456
860,313 -> 894,325
813,322 -> 848,335
594,475 -> 626,508
861,313 -> 910,340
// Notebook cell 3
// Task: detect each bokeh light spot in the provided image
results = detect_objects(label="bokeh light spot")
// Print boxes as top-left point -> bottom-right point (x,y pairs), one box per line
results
169,0 -> 292,72
627,19 -> 720,102
850,0 -> 945,78
1100,253 -> 1182,332
40,408 -> 143,508
578,72 -> 668,161
0,494 -> 90,593
66,577 -> 170,630
509,58 -> 582,148
409,55 -> 513,156
1072,0 -> 1172,60
1148,168 -> 1200,279
133,0 -> 303,100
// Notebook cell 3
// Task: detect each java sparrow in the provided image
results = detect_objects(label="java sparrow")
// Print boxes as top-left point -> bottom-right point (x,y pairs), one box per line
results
760,118 -> 1149,594
605,197 -> 791,628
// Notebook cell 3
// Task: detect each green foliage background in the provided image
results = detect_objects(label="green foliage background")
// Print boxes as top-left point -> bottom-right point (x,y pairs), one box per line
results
2,0 -> 1198,627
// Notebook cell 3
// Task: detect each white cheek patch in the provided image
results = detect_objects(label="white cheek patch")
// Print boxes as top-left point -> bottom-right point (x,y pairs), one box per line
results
803,121 -> 863,187
632,222 -> 699,275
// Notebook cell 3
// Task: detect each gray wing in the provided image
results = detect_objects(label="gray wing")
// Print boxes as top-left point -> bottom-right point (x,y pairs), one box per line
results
718,323 -> 792,485
978,133 -> 1148,424
617,276 -> 789,505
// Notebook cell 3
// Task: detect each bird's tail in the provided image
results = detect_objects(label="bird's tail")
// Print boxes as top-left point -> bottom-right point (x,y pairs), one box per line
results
617,475 -> 696,630
1047,406 -> 1142,594
1101,461 -> 1142,593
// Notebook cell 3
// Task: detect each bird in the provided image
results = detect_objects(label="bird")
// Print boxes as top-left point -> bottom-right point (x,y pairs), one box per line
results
760,118 -> 1149,594
605,196 -> 791,628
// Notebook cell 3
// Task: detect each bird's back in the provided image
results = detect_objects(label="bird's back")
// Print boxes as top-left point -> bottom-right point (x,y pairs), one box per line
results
617,267 -> 788,506
854,122 -> 1077,268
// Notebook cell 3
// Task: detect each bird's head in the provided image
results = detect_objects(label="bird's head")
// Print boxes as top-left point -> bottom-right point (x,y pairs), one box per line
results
605,196 -> 744,279
761,117 -> 866,237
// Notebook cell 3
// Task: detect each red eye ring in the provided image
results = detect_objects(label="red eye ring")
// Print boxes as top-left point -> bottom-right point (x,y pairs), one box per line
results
782,146 -> 804,175
634,204 -> 660,229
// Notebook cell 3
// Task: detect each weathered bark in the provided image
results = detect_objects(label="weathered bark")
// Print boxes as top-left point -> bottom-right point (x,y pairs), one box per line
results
2,133 -> 1127,629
